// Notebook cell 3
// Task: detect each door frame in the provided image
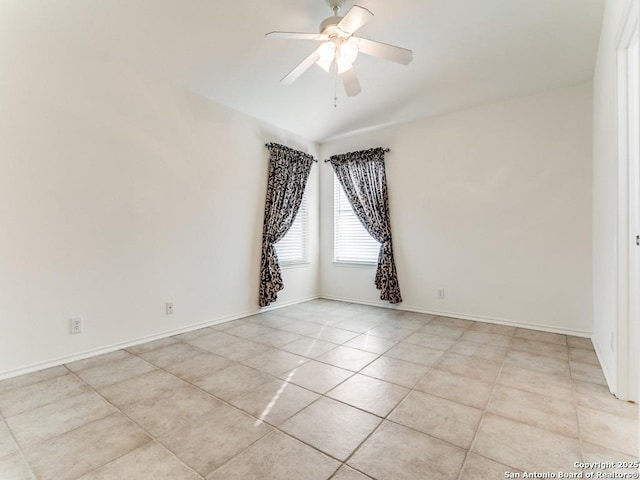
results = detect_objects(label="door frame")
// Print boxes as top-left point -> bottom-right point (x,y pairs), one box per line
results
615,0 -> 639,402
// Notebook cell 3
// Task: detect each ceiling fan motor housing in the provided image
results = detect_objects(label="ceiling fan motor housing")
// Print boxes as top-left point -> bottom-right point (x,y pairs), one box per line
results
320,16 -> 345,36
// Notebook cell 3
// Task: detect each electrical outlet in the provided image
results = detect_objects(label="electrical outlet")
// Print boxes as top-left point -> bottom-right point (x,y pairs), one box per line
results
166,302 -> 174,315
70,317 -> 82,334
437,289 -> 445,300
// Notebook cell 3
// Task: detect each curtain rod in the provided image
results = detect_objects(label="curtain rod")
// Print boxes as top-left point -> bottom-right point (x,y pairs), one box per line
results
323,148 -> 390,163
264,143 -> 318,162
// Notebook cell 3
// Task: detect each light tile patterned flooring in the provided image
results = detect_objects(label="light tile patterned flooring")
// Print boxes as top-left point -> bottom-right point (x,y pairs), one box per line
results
0,300 -> 638,479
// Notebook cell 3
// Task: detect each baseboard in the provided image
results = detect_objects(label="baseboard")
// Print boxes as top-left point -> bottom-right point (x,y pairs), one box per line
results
2,293 -> 591,380
318,294 -> 403,311
319,294 -> 592,337
0,295 -> 320,381
259,294 -> 320,313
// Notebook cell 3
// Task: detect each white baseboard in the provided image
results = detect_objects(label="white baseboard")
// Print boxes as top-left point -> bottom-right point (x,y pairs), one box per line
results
0,295 -> 319,381
258,295 -> 320,313
318,294 -> 402,311
2,293 -> 592,381
319,294 -> 592,338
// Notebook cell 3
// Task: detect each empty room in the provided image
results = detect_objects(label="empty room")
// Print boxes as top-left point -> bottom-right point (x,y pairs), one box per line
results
0,0 -> 638,479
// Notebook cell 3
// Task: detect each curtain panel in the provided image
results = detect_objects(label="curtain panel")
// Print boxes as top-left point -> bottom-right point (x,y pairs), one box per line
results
259,143 -> 315,307
329,147 -> 402,304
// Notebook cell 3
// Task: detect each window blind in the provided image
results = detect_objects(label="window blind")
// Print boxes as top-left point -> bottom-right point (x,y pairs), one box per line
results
334,175 -> 380,264
274,194 -> 308,265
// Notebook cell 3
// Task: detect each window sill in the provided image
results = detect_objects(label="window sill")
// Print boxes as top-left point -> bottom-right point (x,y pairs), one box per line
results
333,261 -> 377,268
280,261 -> 311,269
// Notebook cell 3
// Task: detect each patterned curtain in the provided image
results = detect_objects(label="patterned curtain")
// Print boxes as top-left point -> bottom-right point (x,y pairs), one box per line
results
259,143 -> 315,307
329,147 -> 402,304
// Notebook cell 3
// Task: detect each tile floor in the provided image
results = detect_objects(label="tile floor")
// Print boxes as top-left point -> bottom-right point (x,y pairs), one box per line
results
0,300 -> 637,479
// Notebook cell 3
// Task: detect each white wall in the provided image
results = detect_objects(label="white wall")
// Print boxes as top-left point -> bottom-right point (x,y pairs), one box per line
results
0,12 -> 598,380
0,21 -> 319,378
320,84 -> 593,336
592,0 -> 635,395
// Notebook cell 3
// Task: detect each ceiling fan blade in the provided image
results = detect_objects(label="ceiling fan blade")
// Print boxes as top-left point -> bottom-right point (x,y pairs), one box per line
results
341,67 -> 361,97
337,5 -> 373,35
281,47 -> 322,85
355,37 -> 413,65
265,31 -> 327,41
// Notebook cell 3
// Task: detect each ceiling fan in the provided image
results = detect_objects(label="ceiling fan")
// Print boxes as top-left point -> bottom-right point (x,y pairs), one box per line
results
266,0 -> 413,97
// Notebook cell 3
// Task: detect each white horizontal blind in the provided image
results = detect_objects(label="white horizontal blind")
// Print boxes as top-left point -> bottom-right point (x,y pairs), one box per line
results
275,194 -> 307,265
334,175 -> 380,264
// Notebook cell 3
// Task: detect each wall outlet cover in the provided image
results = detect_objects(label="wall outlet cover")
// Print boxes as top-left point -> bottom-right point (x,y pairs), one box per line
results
70,317 -> 82,334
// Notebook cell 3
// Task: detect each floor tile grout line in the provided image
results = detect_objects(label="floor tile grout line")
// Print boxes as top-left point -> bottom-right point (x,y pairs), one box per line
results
75,440 -> 205,480
569,380 -> 637,460
171,316 -> 432,394
331,321 -> 495,476
1,301 -> 626,480
276,355 -> 419,476
334,318 -> 478,478
152,311 -> 532,381
200,306 -> 636,475
187,370 -> 388,477
123,342 -> 369,476
205,428 -> 342,480
1,415 -> 39,480
454,327 -> 611,477
0,365 -> 81,419
3,311 -> 465,480
454,326 -> 519,480
170,334 -> 360,397
20,345 -> 229,475
0,366 -> 80,480
5,328 -> 596,426
570,349 -> 588,469
261,315 -> 447,391
60,368 -> 206,480
0,366 -> 120,480
128,312 -> 441,477
0,365 -> 73,397
17,410 -> 147,480
563,334 -> 594,467
252,309 -> 394,334
499,356 -> 636,458
487,357 -> 610,401
187,316 -> 392,367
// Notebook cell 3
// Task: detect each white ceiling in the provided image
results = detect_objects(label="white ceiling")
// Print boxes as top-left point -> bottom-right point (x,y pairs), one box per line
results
5,0 -> 604,142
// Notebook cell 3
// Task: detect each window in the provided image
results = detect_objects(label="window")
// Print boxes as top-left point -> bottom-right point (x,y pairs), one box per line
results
274,194 -> 308,265
334,175 -> 380,264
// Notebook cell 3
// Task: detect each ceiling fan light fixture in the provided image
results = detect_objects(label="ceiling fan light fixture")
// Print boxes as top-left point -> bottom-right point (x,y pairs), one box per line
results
334,38 -> 358,74
317,41 -> 336,71
318,41 -> 336,62
316,38 -> 358,74
339,38 -> 359,64
267,2 -> 413,97
335,55 -> 353,74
